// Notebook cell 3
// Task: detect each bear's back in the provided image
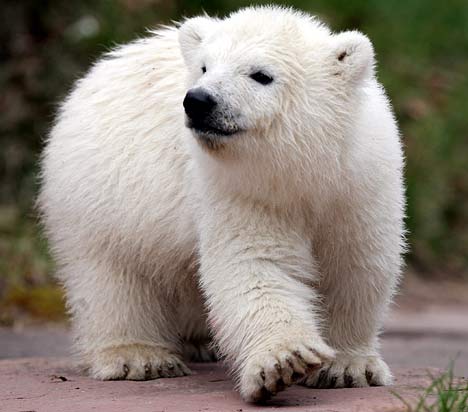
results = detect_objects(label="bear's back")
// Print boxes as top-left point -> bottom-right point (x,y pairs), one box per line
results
39,27 -> 198,276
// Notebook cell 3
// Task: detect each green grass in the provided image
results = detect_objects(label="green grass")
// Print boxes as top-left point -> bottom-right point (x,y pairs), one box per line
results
393,364 -> 468,412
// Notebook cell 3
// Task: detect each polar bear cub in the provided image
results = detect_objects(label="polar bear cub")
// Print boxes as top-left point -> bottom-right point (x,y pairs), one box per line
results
39,6 -> 405,402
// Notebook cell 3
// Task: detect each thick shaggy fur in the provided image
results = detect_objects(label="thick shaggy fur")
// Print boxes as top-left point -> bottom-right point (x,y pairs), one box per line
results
39,6 -> 405,402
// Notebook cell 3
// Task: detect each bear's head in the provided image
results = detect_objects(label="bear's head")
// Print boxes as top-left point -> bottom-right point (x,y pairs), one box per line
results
179,6 -> 375,157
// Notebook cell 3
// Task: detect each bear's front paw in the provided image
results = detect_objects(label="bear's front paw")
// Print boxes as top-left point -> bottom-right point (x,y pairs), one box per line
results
89,343 -> 191,380
239,339 -> 335,402
301,354 -> 392,388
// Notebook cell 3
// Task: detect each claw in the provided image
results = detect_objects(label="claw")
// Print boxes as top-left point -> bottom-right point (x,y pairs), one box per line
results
344,372 -> 354,388
122,364 -> 129,379
144,363 -> 152,379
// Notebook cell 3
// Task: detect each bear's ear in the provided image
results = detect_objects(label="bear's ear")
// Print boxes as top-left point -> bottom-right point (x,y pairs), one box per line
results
178,16 -> 219,65
330,31 -> 375,83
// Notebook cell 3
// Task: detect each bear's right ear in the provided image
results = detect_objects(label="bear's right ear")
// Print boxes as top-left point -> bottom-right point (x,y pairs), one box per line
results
178,16 -> 218,64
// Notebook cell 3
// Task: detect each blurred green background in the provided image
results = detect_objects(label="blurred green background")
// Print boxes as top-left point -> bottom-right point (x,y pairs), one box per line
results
1,0 -> 467,324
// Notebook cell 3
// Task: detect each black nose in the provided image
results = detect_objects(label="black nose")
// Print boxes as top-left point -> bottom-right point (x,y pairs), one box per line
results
183,89 -> 217,120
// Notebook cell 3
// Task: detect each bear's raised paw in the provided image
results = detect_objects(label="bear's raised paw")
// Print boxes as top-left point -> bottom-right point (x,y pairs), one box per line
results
239,339 -> 335,402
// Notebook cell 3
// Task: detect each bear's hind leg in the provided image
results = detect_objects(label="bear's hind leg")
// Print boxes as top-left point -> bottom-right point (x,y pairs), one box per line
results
183,340 -> 217,362
176,276 -> 218,363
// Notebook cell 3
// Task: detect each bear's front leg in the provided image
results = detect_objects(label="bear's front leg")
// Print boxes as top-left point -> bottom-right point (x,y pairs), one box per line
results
197,199 -> 334,402
63,260 -> 191,381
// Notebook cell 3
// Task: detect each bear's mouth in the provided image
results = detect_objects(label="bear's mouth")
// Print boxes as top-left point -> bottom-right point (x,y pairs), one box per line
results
188,121 -> 239,137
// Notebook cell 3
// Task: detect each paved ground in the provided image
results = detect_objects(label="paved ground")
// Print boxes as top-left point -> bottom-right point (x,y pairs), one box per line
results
1,290 -> 467,411
0,357 -> 443,412
383,307 -> 468,378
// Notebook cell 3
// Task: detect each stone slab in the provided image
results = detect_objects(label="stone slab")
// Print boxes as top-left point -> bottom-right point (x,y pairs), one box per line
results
0,357 -> 440,412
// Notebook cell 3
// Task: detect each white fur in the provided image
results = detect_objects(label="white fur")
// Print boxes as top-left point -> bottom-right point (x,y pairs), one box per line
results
38,6 -> 405,402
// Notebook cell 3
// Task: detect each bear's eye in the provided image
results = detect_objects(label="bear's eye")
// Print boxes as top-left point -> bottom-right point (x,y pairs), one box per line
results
201,66 -> 207,74
250,71 -> 273,85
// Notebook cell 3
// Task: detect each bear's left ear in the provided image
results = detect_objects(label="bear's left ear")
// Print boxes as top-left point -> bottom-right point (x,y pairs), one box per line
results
178,16 -> 219,65
330,31 -> 375,83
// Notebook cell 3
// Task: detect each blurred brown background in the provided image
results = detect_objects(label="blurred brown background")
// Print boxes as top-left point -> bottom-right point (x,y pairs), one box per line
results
0,0 -> 467,325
